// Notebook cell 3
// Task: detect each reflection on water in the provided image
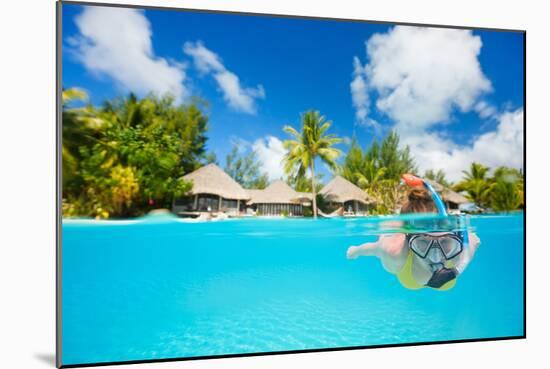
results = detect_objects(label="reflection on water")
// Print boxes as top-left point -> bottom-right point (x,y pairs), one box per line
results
63,211 -> 474,235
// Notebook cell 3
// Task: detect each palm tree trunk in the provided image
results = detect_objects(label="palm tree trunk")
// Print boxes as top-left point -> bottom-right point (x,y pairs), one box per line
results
310,161 -> 317,218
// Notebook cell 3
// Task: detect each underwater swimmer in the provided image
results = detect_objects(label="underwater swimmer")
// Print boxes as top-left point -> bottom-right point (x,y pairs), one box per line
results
346,176 -> 480,290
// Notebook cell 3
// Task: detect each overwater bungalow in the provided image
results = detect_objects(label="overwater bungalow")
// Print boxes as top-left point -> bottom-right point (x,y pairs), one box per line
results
172,163 -> 250,216
247,180 -> 312,216
319,176 -> 375,215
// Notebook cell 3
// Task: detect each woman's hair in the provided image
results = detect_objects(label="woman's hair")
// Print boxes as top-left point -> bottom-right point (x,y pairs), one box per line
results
401,187 -> 437,214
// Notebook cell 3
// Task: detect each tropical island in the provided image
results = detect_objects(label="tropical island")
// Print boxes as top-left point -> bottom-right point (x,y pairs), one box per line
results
62,89 -> 524,220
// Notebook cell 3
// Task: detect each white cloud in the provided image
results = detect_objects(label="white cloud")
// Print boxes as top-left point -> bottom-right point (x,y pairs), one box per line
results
71,6 -> 187,102
182,41 -> 224,74
350,56 -> 370,123
405,109 -> 524,182
351,57 -> 382,134
184,41 -> 265,114
353,26 -> 523,181
214,72 -> 265,113
474,100 -> 498,119
468,109 -> 523,169
252,136 -> 286,180
355,26 -> 491,131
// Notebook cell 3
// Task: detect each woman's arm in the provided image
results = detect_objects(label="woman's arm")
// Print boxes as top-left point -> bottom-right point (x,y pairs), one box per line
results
346,241 -> 380,259
346,234 -> 407,259
347,234 -> 408,275
453,232 -> 481,274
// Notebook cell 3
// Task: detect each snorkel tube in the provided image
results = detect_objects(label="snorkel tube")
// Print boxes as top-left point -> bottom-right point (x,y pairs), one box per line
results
401,173 -> 469,288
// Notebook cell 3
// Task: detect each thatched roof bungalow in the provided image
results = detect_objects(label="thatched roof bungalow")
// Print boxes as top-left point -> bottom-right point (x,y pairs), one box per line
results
247,180 -> 311,216
442,190 -> 469,209
319,176 -> 374,214
172,163 -> 250,215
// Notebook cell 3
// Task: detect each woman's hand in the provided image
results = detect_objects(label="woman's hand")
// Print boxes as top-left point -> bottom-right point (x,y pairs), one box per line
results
347,246 -> 360,259
347,235 -> 406,260
454,232 -> 481,275
468,232 -> 481,251
347,241 -> 383,259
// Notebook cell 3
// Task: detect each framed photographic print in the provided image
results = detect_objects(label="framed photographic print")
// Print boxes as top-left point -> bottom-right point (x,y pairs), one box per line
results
57,1 -> 525,367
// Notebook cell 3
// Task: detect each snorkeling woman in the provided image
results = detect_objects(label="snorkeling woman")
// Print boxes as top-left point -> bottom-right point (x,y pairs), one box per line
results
346,174 -> 480,291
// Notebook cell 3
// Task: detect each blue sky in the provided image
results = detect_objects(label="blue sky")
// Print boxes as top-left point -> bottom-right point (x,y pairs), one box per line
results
62,3 -> 524,182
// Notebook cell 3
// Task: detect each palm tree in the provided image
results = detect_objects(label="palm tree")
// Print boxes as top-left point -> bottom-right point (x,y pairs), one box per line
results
283,110 -> 342,218
356,159 -> 386,190
62,88 -> 104,194
462,162 -> 490,182
490,179 -> 522,211
339,139 -> 384,189
489,167 -> 524,211
424,169 -> 451,187
454,162 -> 492,206
378,130 -> 416,181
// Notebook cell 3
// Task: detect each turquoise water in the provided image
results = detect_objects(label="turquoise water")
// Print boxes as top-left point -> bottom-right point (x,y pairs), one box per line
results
61,214 -> 524,365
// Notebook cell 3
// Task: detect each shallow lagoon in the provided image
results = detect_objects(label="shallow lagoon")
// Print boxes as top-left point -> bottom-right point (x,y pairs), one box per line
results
61,214 -> 524,365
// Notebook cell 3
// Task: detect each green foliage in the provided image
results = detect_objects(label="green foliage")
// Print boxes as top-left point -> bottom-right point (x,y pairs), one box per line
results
224,145 -> 269,189
315,193 -> 328,213
283,110 -> 343,217
341,132 -> 416,187
487,167 -> 524,211
368,180 -> 406,215
340,139 -> 386,191
61,88 -> 105,193
62,90 -> 207,218
424,169 -> 451,187
454,163 -> 524,212
454,162 -> 492,207
204,151 -> 218,165
378,131 -> 417,181
338,131 -> 415,214
100,94 -> 209,173
286,173 -> 324,193
489,179 -> 522,211
109,165 -> 140,215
